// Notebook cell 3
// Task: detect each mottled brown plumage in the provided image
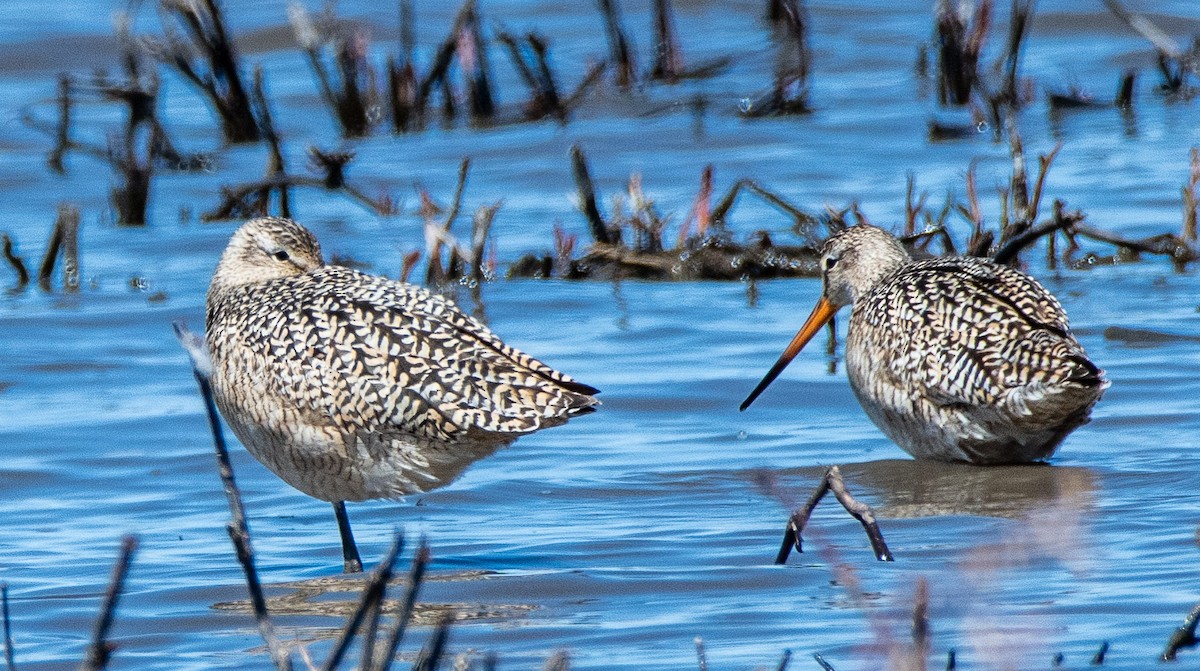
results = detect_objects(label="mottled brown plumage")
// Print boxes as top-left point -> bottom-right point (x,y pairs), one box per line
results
206,217 -> 598,570
742,224 -> 1107,464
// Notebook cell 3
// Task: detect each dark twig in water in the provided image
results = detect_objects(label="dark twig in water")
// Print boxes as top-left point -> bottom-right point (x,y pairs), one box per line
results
2,234 -> 30,291
48,74 -> 71,174
145,0 -> 260,143
826,467 -> 892,561
543,650 -> 570,671
946,649 -> 957,670
571,145 -> 613,244
497,30 -> 574,122
1072,222 -> 1198,270
1092,640 -> 1109,665
650,0 -> 683,82
694,637 -> 708,671
1162,603 -> 1200,661
772,467 -> 891,564
80,536 -> 137,671
562,61 -> 609,111
741,0 -> 810,116
374,542 -> 431,671
456,1 -> 496,122
1,584 -> 13,671
596,0 -> 637,89
774,470 -> 830,564
998,0 -> 1035,109
321,533 -> 404,671
1104,0 -> 1192,95
471,202 -> 501,283
202,171 -> 396,221
934,0 -> 991,106
289,2 -> 376,138
37,204 -> 80,293
423,158 -> 472,285
1183,147 -> 1199,244
411,614 -> 452,671
251,66 -> 289,218
173,323 -> 294,671
812,652 -> 837,671
774,649 -> 792,671
993,200 -> 1082,267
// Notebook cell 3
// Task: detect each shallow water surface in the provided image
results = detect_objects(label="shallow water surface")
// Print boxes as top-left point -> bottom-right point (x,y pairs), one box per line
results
2,1 -> 1200,669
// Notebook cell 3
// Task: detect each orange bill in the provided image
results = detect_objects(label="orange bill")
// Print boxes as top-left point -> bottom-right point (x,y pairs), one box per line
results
739,296 -> 838,411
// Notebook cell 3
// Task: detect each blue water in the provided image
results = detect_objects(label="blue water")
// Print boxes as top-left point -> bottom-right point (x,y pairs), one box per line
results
2,1 -> 1200,669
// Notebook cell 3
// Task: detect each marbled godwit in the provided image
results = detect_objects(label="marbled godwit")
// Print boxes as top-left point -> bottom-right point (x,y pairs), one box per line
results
206,217 -> 599,572
740,224 -> 1107,464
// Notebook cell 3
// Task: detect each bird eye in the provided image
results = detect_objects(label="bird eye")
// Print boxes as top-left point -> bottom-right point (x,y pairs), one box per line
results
273,250 -> 290,262
824,256 -> 838,270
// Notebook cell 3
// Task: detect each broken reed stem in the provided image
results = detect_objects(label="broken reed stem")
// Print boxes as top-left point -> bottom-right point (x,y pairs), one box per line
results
527,35 -> 567,121
49,74 -> 71,174
774,648 -> 792,671
1092,641 -> 1110,664
993,201 -> 1083,266
59,205 -> 80,293
562,61 -> 609,111
1184,147 -> 1199,244
374,542 -> 431,671
423,158 -> 471,285
471,202 -> 501,283
1,234 -> 29,290
570,145 -> 612,244
37,204 -> 80,293
252,66 -> 290,218
694,637 -> 709,671
1163,602 -> 1200,661
596,0 -> 636,89
321,533 -> 405,671
1000,0 -> 1034,107
202,175 -> 392,221
826,466 -> 893,561
543,650 -> 570,671
444,158 -> 471,237
411,614 -> 452,671
775,471 -> 830,564
812,652 -> 836,671
172,323 -> 293,671
79,535 -> 138,671
458,1 -> 496,121
911,577 -> 930,659
651,0 -> 683,82
1027,142 -> 1063,232
176,0 -> 260,143
2,584 -> 13,671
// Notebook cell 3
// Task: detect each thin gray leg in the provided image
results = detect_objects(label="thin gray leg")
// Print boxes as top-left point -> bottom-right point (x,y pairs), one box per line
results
332,501 -> 363,573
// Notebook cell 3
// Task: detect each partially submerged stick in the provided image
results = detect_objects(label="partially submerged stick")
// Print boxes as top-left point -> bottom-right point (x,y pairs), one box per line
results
1163,603 -> 1200,661
570,145 -> 612,244
774,466 -> 892,564
1,234 -> 30,291
373,542 -> 431,671
79,535 -> 138,671
2,584 -> 13,671
321,533 -> 404,671
37,204 -> 80,293
173,323 -> 293,671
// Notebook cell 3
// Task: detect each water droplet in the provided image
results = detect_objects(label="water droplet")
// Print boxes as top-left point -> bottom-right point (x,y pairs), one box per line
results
738,98 -> 752,113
